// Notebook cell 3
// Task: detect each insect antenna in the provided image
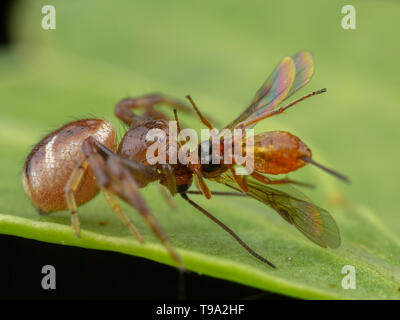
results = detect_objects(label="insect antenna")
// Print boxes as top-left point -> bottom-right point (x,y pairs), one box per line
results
173,109 -> 182,135
244,88 -> 327,127
185,95 -> 214,130
173,108 -> 183,148
302,157 -> 350,183
180,193 -> 276,268
282,88 -> 327,113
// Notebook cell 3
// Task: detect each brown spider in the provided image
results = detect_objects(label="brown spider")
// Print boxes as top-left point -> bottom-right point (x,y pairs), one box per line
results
22,94 -> 203,269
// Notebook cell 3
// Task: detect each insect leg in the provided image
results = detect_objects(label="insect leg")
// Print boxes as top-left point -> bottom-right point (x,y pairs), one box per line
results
181,193 -> 276,268
187,190 -> 247,197
193,170 -> 212,199
250,171 -> 315,188
229,167 -> 248,192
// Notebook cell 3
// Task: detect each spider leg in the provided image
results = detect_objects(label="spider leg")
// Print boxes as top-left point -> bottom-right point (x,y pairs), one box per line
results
160,164 -> 177,195
102,189 -> 144,243
64,137 -> 114,238
158,184 -> 177,210
115,93 -> 194,126
78,136 -> 183,269
64,160 -> 89,237
106,156 -> 184,269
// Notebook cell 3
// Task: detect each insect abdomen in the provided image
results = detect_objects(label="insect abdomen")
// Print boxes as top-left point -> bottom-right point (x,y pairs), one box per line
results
246,131 -> 311,174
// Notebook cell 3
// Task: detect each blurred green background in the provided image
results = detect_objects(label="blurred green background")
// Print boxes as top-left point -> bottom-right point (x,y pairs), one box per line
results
0,0 -> 399,299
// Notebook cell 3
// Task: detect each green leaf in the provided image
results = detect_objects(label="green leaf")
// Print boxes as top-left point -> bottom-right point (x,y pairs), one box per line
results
0,0 -> 399,299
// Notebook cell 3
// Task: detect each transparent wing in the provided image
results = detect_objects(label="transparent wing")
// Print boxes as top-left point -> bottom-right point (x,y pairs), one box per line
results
284,51 -> 314,101
214,172 -> 341,249
225,51 -> 314,130
225,56 -> 295,130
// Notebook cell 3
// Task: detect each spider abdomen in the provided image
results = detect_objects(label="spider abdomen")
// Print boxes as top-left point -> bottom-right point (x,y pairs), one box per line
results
22,119 -> 115,213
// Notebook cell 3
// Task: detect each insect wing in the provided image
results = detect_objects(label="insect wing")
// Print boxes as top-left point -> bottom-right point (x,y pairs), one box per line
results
225,51 -> 314,130
283,51 -> 315,102
214,172 -> 341,249
226,56 -> 296,130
